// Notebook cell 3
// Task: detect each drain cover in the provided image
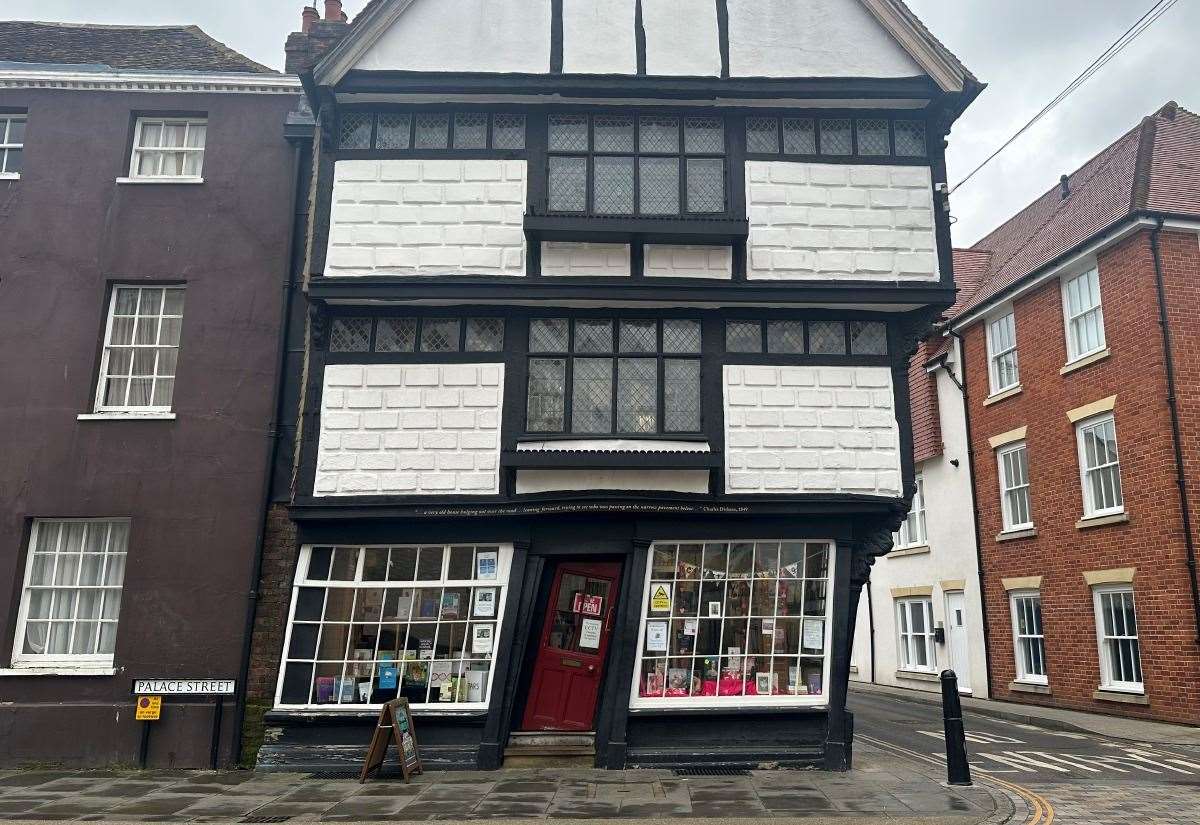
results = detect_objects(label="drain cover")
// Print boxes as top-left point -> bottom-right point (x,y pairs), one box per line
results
240,817 -> 292,823
673,767 -> 749,776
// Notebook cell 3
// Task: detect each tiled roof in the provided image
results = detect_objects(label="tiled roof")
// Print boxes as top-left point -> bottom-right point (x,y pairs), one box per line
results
0,21 -> 275,74
952,102 -> 1200,321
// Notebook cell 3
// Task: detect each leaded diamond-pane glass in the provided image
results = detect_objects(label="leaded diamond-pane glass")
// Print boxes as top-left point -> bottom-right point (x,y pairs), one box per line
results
527,359 -> 566,432
593,156 -> 635,215
639,116 -> 679,154
594,115 -> 635,153
453,112 -> 488,148
783,118 -> 816,155
663,319 -> 701,354
414,113 -> 449,148
746,117 -> 779,154
686,158 -> 725,213
492,114 -> 526,149
620,320 -> 657,353
375,113 -> 411,149
420,318 -> 461,352
375,318 -> 417,352
857,119 -> 890,156
549,114 -> 589,151
330,317 -> 371,352
850,321 -> 888,355
465,317 -> 505,352
767,321 -> 805,354
529,318 -> 569,352
665,359 -> 701,432
894,120 -> 927,157
726,321 -> 762,353
684,117 -> 724,154
571,358 -> 613,434
574,319 -> 614,354
617,358 -> 657,433
639,157 -> 679,214
549,155 -> 587,212
339,113 -> 372,149
808,320 -> 847,354
820,119 -> 852,155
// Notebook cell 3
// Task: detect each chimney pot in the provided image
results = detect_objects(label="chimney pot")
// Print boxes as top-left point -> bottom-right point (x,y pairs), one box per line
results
1059,174 -> 1070,199
301,6 -> 320,33
324,0 -> 344,21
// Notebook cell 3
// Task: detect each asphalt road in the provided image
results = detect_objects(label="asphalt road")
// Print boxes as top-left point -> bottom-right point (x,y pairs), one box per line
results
849,689 -> 1200,785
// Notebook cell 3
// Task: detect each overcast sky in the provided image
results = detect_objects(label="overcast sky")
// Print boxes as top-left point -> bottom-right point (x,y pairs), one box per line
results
5,0 -> 1197,244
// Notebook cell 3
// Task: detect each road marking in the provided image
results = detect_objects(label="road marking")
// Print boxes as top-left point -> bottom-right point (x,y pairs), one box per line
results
980,752 -> 1073,773
918,729 -> 1025,745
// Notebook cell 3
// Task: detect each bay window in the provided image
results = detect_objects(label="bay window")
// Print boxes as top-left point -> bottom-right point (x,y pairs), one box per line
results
1009,591 -> 1046,684
998,442 -> 1033,531
1062,267 -> 1105,362
1076,414 -> 1123,517
897,597 -> 936,672
1093,585 -> 1142,692
986,311 -> 1019,394
276,544 -> 511,709
630,541 -> 833,707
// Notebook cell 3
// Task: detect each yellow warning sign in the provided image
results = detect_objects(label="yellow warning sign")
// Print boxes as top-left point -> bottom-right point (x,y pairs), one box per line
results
650,583 -> 672,613
136,695 -> 162,721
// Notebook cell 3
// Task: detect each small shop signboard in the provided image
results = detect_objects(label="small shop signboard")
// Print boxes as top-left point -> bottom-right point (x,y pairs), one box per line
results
131,679 -> 236,695
360,698 -> 423,783
572,593 -> 604,616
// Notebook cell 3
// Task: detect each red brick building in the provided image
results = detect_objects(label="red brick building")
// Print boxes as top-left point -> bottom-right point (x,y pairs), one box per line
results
949,102 -> 1200,723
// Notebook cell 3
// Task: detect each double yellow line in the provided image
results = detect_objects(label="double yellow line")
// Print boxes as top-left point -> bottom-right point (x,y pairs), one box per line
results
857,733 -> 1055,824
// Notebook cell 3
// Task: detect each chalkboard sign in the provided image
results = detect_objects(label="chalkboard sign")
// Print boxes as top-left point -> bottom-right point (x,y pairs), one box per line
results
360,698 -> 423,783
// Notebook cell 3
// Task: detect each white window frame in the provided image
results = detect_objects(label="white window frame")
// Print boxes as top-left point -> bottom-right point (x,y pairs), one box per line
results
997,442 -> 1033,531
896,597 -> 937,673
1061,267 -> 1106,363
986,310 -> 1020,394
92,285 -> 185,416
10,518 -> 129,670
1009,590 -> 1047,685
1076,413 -> 1124,518
126,117 -> 207,182
0,113 -> 25,178
274,543 -> 513,712
1092,585 -> 1143,693
628,540 -> 836,710
895,475 -> 927,549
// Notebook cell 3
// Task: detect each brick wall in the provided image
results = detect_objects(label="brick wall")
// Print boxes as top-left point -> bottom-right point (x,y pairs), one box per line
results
540,242 -> 630,276
644,244 -> 733,278
723,364 -> 901,495
315,363 -> 504,495
744,161 -> 937,281
965,228 -> 1200,724
324,159 -> 526,277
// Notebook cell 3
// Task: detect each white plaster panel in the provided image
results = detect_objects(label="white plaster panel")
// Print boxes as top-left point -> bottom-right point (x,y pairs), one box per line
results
727,0 -> 923,79
326,160 -> 526,277
723,365 -> 901,495
315,363 -> 503,496
745,161 -> 937,281
642,0 -> 722,77
540,242 -> 631,277
515,469 -> 710,494
355,0 -> 551,74
643,244 -> 732,279
563,0 -> 637,75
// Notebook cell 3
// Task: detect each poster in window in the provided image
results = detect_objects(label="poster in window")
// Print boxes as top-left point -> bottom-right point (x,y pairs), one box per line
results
683,618 -> 698,636
378,654 -> 398,690
707,601 -> 722,618
419,638 -> 433,660
761,618 -> 775,636
441,592 -> 462,619
428,661 -> 453,689
473,587 -> 497,617
755,672 -> 772,695
650,583 -> 672,612
471,623 -> 494,655
579,618 -> 602,650
646,621 -> 669,652
476,550 -> 498,580
802,618 -> 825,652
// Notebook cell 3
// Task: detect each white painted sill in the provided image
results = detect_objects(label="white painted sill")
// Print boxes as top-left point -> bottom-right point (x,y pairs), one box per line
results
1076,512 -> 1129,530
888,544 -> 931,558
895,669 -> 939,682
1094,687 -> 1148,705
983,384 -> 1022,406
1009,680 -> 1051,695
996,526 -> 1038,542
78,412 -> 176,421
1060,347 -> 1111,375
0,172 -> 19,181
0,666 -> 116,677
116,176 -> 204,185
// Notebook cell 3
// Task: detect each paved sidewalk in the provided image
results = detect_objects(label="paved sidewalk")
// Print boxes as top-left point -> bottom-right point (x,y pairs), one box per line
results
0,744 -> 1000,823
850,681 -> 1200,746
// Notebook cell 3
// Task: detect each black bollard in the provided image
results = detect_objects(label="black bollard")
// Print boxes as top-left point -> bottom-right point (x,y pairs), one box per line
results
940,669 -> 972,786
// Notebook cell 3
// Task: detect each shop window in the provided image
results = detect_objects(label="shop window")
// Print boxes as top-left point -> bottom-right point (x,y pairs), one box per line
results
95,285 -> 186,413
12,520 -> 128,668
1092,585 -> 1142,693
129,117 -> 206,180
896,597 -> 936,672
276,544 -> 511,710
1009,591 -> 1046,684
630,541 -> 833,708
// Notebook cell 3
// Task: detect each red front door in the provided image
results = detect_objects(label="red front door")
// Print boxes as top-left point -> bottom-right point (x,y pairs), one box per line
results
521,561 -> 621,731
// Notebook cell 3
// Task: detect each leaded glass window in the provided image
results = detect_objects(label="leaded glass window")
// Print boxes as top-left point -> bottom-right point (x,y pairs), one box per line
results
808,321 -> 847,355
745,117 -> 779,154
782,118 -> 816,155
328,317 -> 504,355
849,321 -> 887,355
453,112 -> 488,149
330,317 -> 372,353
894,120 -> 927,157
376,318 -> 417,352
375,114 -> 411,150
414,113 -> 450,149
856,119 -> 890,156
339,111 -> 524,152
767,321 -> 805,354
819,119 -> 852,155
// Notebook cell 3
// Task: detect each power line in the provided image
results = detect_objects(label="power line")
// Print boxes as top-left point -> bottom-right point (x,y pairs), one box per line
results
951,0 -> 1181,194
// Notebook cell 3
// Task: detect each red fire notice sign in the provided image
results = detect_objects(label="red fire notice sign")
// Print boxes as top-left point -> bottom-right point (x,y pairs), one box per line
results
135,695 -> 162,721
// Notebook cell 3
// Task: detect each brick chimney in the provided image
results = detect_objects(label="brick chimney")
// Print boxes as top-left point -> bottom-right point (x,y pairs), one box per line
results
324,0 -> 348,22
285,1 -> 352,75
301,5 -> 320,33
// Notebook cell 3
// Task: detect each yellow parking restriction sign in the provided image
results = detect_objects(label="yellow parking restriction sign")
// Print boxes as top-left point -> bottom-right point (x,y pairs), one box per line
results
136,695 -> 162,721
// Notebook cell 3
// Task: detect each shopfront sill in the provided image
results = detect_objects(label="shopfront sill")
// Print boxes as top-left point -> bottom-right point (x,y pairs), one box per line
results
116,176 -> 204,185
78,412 -> 176,421
895,669 -> 939,683
265,708 -> 488,725
996,527 -> 1038,542
984,385 -> 1022,406
888,545 -> 930,558
0,666 -> 116,677
1009,680 -> 1051,695
1093,688 -> 1148,705
628,704 -> 828,716
1060,348 -> 1111,375
1076,512 -> 1129,530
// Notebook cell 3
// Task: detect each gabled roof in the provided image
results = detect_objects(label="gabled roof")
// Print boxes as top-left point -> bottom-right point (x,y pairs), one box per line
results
952,102 -> 1200,323
0,21 -> 275,74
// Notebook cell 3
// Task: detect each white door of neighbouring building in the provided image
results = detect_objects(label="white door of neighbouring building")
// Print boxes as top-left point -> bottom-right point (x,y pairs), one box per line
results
945,591 -> 971,693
